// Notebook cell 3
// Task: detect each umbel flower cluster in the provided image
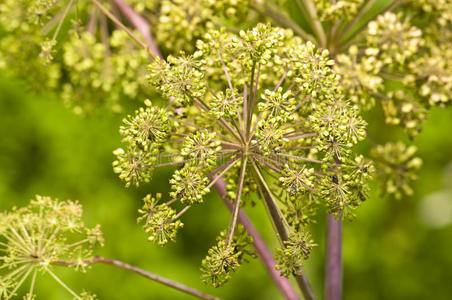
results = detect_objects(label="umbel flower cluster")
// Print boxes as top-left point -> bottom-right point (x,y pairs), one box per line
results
331,3 -> 452,137
0,196 -> 103,299
371,142 -> 423,200
114,24 -> 372,286
152,0 -> 452,139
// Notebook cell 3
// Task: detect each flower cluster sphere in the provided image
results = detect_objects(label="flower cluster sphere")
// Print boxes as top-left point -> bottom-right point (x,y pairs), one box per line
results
114,23 -> 372,285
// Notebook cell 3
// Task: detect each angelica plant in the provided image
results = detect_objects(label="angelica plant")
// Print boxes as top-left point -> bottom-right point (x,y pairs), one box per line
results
1,1 -> 448,299
113,24 -> 371,292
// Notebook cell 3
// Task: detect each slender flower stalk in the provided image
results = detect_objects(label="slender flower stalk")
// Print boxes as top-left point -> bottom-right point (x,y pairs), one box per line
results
90,0 -> 156,60
110,0 -> 162,58
54,257 -> 219,300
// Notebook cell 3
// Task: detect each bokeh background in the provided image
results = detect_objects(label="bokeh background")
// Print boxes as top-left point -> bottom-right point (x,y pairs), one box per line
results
1,67 -> 452,300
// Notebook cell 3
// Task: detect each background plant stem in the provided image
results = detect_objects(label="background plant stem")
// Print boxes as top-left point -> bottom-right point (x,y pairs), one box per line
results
325,214 -> 342,300
54,257 -> 219,300
111,0 -> 163,58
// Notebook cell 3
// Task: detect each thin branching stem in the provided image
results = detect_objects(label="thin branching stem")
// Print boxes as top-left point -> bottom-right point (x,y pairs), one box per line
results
285,132 -> 317,140
294,96 -> 312,111
283,128 -> 311,137
51,0 -> 74,41
252,154 -> 282,173
153,159 -> 191,168
169,116 -> 235,143
29,269 -> 38,296
207,153 -> 241,177
281,146 -> 315,150
220,141 -> 243,149
174,205 -> 191,220
90,0 -> 157,60
249,70 -> 289,141
277,153 -> 325,164
227,157 -> 248,245
275,70 -> 289,92
253,163 -> 291,231
192,98 -> 244,143
215,180 -> 301,300
218,51 -> 247,143
112,0 -> 163,58
246,62 -> 257,141
207,156 -> 241,189
46,267 -> 80,299
295,0 -> 326,47
9,267 -> 34,299
54,257 -> 219,300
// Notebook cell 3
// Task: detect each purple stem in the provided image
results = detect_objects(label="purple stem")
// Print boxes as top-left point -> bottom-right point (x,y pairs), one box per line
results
55,257 -> 218,300
325,214 -> 342,300
111,0 -> 163,58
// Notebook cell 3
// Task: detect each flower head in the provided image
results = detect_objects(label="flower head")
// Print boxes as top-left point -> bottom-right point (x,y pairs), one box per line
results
137,194 -> 184,245
116,23 -> 371,286
276,231 -> 316,277
0,196 -> 101,299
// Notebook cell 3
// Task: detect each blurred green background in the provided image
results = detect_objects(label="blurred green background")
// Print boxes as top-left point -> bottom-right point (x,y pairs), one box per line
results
1,72 -> 452,300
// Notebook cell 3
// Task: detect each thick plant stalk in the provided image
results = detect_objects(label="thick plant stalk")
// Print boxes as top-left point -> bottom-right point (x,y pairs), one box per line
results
252,163 -> 315,300
213,178 -> 301,300
54,256 -> 218,300
325,214 -> 342,300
